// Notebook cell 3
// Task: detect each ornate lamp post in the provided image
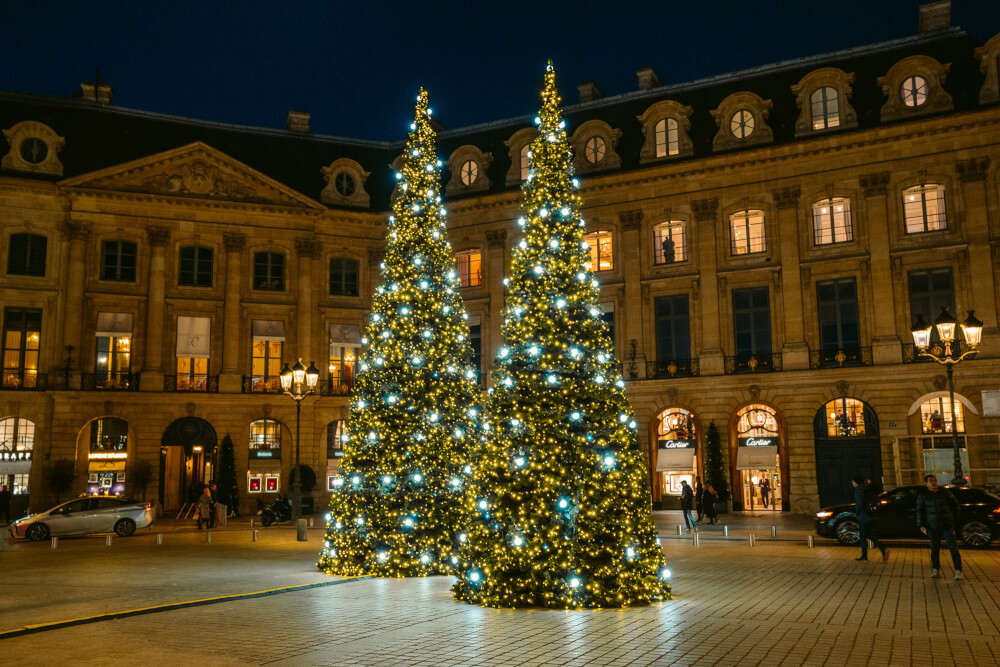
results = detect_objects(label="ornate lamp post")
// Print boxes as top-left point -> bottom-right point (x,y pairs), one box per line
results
279,358 -> 320,520
910,308 -> 983,486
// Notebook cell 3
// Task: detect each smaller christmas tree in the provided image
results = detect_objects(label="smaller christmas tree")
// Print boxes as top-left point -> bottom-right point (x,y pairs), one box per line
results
703,421 -> 729,502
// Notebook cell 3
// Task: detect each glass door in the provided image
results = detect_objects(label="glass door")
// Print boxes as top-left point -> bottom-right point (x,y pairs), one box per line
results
741,469 -> 781,511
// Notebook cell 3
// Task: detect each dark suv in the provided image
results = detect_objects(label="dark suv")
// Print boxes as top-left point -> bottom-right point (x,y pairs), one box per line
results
815,485 -> 1000,547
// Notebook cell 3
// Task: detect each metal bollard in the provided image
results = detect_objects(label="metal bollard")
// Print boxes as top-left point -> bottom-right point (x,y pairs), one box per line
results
51,536 -> 58,549
867,539 -> 873,552
748,533 -> 756,547
692,532 -> 700,547
252,530 -> 259,542
157,533 -> 163,545
771,526 -> 777,538
250,519 -> 255,528
106,535 -> 112,547
807,535 -> 815,548
676,525 -> 683,536
309,518 -> 314,528
296,518 -> 308,542
206,531 -> 212,543
723,526 -> 729,537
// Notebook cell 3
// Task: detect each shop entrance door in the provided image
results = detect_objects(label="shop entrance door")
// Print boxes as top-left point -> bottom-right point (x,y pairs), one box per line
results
740,469 -> 781,511
815,441 -> 882,507
160,418 -> 217,513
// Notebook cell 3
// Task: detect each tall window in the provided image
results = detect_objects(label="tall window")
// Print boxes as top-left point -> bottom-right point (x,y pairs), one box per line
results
732,287 -> 771,357
249,419 -> 282,459
469,321 -> 482,385
0,417 -> 34,454
251,337 -> 283,392
816,278 -> 860,355
736,404 -> 779,438
601,306 -> 615,352
810,87 -> 840,130
176,358 -> 208,391
657,408 -> 696,442
327,420 -> 345,459
729,210 -> 766,255
7,233 -> 47,276
101,240 -> 137,282
95,336 -> 131,388
519,144 -> 530,180
654,118 -> 680,157
812,197 -> 852,245
90,418 -> 128,455
456,250 -> 482,287
654,295 -> 691,362
823,398 -> 868,437
178,246 -> 213,287
329,258 -> 360,296
654,221 -> 687,264
2,308 -> 41,388
902,184 -> 947,233
583,231 -> 613,271
908,268 -> 954,343
253,251 -> 285,291
920,396 -> 965,434
328,345 -> 357,392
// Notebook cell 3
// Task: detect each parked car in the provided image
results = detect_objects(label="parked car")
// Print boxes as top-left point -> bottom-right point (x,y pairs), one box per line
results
8,496 -> 155,541
815,485 -> 1000,547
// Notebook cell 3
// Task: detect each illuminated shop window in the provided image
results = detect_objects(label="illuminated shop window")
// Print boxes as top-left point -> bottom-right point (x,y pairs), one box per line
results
920,396 -> 965,434
736,404 -> 779,438
823,397 -> 867,437
583,231 -> 613,271
249,418 -> 282,459
657,407 -> 696,441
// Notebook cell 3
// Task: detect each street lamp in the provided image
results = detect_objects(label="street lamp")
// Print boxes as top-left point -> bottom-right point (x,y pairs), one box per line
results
910,308 -> 983,486
280,358 -> 320,520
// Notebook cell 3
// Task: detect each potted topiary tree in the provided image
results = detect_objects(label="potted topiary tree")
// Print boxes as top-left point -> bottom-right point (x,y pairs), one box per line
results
217,434 -> 239,518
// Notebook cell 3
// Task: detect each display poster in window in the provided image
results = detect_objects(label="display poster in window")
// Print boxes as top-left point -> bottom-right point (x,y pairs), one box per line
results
658,438 -> 696,450
265,476 -> 279,492
328,475 -> 338,491
254,449 -> 274,459
982,390 -> 1000,418
249,476 -> 262,493
739,436 -> 779,448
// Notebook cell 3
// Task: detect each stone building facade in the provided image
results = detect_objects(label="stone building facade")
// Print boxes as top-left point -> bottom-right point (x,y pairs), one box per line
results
2,7 -> 999,516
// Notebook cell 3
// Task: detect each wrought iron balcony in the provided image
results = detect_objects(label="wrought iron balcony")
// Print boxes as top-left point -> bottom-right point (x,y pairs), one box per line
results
644,359 -> 700,379
320,377 -> 354,396
0,370 -> 47,390
243,375 -> 282,393
164,375 -> 219,392
808,347 -> 873,369
81,372 -> 139,391
724,353 -> 782,375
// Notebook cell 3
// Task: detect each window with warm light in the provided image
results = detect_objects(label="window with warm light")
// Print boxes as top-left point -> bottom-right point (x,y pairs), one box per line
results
2,308 -> 40,388
328,344 -> 357,393
456,250 -> 482,287
654,118 -> 680,157
584,136 -> 606,164
730,109 -> 755,139
657,407 -> 697,442
810,87 -> 840,130
920,396 -> 965,434
249,418 -> 282,459
583,231 -> 613,271
327,420 -> 346,459
900,75 -> 928,107
95,335 -> 131,389
251,338 -> 283,392
175,357 -> 208,391
0,417 -> 34,457
736,404 -> 779,437
653,221 -> 687,264
902,184 -> 947,233
729,209 -> 766,255
459,159 -> 479,186
823,397 -> 867,437
7,233 -> 47,276
812,197 -> 853,245
519,144 -> 530,180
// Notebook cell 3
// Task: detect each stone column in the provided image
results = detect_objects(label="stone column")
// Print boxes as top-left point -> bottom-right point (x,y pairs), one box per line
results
295,236 -> 320,363
141,227 -> 170,391
956,157 -> 999,356
860,172 -> 901,364
619,210 -> 645,378
58,220 -> 90,389
693,199 -> 724,376
773,187 -> 809,370
219,232 -> 246,393
485,229 -> 507,377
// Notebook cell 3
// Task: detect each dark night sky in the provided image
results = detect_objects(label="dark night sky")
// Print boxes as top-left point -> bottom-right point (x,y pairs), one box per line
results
3,1 -> 1000,141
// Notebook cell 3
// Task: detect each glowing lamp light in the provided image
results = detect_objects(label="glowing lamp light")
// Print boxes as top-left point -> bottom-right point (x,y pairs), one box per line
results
933,307 -> 957,343
335,521 -> 343,529
332,478 -> 344,488
382,475 -> 393,485
430,412 -> 439,422
451,556 -> 459,565
459,533 -> 468,543
514,456 -> 526,467
463,465 -> 472,474
470,571 -> 481,583
577,272 -> 587,281
356,516 -> 365,525
517,216 -> 526,227
556,299 -> 566,309
519,240 -> 528,249
533,265 -> 544,275
570,577 -> 581,589
558,498 -> 570,510
513,536 -> 523,546
324,513 -> 332,522
403,517 -> 414,527
422,329 -> 432,338
420,554 -> 430,564
367,431 -> 377,441
961,310 -> 984,348
511,418 -> 521,427
626,547 -> 636,559
412,473 -> 423,483
351,475 -> 361,485
570,411 -> 581,421
450,478 -> 461,487
478,499 -> 488,510
549,239 -> 559,249
595,375 -> 606,384
547,374 -> 558,385
910,313 -> 932,350
378,552 -> 388,562
604,455 -> 616,467
528,346 -> 540,356
661,568 -> 672,580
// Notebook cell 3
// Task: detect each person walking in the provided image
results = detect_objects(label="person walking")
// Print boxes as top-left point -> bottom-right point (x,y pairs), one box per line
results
703,484 -> 719,524
0,485 -> 11,525
760,476 -> 771,508
695,476 -> 705,523
680,480 -> 695,532
916,474 -> 962,579
210,481 -> 227,528
196,485 -> 213,530
853,476 -> 888,562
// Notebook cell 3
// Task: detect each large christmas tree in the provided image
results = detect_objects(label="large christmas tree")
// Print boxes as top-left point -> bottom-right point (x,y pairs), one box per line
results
452,64 -> 670,608
319,90 -> 481,577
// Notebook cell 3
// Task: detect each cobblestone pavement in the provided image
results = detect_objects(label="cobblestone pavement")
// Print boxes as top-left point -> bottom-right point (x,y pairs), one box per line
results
3,519 -> 999,666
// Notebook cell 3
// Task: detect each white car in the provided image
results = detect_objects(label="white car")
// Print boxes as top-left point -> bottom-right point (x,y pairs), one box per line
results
9,496 -> 155,541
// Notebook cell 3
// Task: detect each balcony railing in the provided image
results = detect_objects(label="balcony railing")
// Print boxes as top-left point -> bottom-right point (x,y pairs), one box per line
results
81,372 -> 140,391
1,370 -> 47,390
808,347 -> 873,369
724,353 -> 782,375
243,376 -> 282,393
165,375 -> 219,392
644,359 -> 700,379
320,377 -> 354,396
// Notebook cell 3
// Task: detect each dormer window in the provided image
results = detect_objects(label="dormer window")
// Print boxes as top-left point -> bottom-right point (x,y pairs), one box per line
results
711,92 -> 773,151
877,55 -> 952,121
460,159 -> 479,186
900,75 -> 929,108
584,136 -> 606,164
655,119 -> 680,157
637,101 -> 694,163
519,144 -> 530,180
570,120 -> 622,173
791,68 -> 858,136
445,145 -> 492,195
810,87 -> 840,129
505,128 -> 539,185
730,110 -> 755,139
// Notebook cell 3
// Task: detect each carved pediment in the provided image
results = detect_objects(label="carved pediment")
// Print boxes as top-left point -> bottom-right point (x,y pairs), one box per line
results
60,142 -> 324,209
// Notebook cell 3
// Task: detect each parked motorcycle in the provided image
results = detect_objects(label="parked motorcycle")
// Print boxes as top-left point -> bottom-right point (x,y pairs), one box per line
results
257,495 -> 293,526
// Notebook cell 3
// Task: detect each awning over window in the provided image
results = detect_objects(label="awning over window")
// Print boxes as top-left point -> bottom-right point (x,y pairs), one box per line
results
88,460 -> 126,473
736,445 -> 779,470
96,312 -> 133,337
0,460 -> 31,475
467,315 -> 481,327
176,316 -> 211,358
329,323 -> 361,347
656,447 -> 696,471
252,320 -> 285,342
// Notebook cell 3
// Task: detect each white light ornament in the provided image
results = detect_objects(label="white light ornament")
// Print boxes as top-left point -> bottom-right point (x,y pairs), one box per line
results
513,535 -> 523,547
412,472 -> 423,484
378,551 -> 388,562
533,265 -> 544,275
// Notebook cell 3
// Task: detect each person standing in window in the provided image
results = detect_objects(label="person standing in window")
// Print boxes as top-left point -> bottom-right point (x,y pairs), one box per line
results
853,476 -> 888,563
680,479 -> 694,532
916,474 -> 962,579
760,476 -> 771,508
661,235 -> 675,264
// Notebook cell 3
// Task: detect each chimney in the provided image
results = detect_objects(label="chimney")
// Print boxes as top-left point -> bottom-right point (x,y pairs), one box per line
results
577,82 -> 604,103
80,79 -> 113,104
636,67 -> 661,91
918,1 -> 950,33
286,110 -> 310,133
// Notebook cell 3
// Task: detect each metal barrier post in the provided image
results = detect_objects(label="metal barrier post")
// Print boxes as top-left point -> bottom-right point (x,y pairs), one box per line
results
156,533 -> 163,545
252,530 -> 259,542
771,526 -> 777,538
676,525 -> 683,536
206,531 -> 212,543
807,535 -> 815,548
296,518 -> 308,542
692,532 -> 700,547
748,533 -> 755,547
51,536 -> 58,549
723,526 -> 729,537
309,518 -> 314,528
106,535 -> 112,547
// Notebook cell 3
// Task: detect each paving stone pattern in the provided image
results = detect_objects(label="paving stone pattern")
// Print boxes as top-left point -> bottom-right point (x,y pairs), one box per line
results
4,526 -> 999,666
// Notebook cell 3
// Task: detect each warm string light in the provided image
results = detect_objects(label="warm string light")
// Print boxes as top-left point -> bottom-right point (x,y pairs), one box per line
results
451,63 -> 670,609
317,88 -> 482,578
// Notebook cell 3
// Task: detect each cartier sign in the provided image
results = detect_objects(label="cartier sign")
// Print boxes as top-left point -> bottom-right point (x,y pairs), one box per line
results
739,437 -> 779,448
658,439 -> 695,449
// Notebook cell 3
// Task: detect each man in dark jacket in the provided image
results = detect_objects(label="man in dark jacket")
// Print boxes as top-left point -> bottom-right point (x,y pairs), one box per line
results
916,474 -> 962,579
680,480 -> 694,532
853,476 -> 888,562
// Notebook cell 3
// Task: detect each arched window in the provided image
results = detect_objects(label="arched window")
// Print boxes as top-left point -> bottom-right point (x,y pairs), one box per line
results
729,209 -> 766,255
900,75 -> 928,107
736,404 -> 778,438
657,408 -> 696,442
812,197 -> 852,245
654,118 -> 680,157
327,420 -> 346,459
902,184 -> 947,234
821,397 -> 868,437
920,396 -> 965,434
730,109 -> 755,139
583,231 -> 613,271
90,417 -> 128,455
519,144 -> 530,181
653,221 -> 687,264
0,417 -> 34,452
249,419 -> 282,459
810,87 -> 840,130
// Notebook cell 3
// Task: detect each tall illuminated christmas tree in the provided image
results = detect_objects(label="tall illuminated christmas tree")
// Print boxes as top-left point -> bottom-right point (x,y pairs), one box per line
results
319,90 -> 481,577
452,64 -> 670,608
